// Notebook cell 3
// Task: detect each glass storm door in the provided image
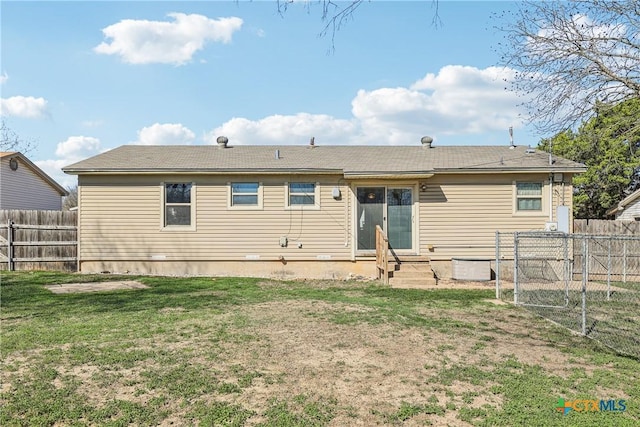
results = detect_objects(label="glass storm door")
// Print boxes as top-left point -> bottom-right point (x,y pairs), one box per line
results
386,188 -> 413,250
356,187 -> 413,251
357,187 -> 385,250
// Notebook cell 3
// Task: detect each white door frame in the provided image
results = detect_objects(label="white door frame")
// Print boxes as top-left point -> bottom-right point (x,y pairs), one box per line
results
351,183 -> 418,257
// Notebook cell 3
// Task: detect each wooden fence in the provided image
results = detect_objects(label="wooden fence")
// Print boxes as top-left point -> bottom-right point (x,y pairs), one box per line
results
573,220 -> 640,281
0,210 -> 78,272
574,219 -> 640,235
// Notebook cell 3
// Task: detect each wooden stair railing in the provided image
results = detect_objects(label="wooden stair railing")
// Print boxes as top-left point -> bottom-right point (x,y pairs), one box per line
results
375,225 -> 389,285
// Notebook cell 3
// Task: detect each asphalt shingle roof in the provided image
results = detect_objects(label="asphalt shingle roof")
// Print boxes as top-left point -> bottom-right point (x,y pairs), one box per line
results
63,144 -> 586,175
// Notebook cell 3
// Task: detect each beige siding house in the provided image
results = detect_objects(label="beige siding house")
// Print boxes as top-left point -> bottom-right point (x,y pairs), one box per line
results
63,138 -> 586,279
606,189 -> 640,220
1,152 -> 68,210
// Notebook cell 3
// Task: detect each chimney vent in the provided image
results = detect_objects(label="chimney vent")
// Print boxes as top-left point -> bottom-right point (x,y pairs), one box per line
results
421,136 -> 433,148
216,136 -> 229,149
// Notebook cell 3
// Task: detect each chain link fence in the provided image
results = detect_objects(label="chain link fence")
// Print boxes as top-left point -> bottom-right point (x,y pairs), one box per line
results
496,231 -> 640,358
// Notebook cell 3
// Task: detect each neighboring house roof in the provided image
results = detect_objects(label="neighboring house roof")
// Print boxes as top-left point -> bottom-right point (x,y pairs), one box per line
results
63,144 -> 586,177
1,152 -> 68,196
606,189 -> 640,217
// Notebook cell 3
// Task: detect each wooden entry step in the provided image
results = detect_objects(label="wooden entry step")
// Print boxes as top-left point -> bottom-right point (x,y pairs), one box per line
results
388,256 -> 437,288
390,255 -> 432,265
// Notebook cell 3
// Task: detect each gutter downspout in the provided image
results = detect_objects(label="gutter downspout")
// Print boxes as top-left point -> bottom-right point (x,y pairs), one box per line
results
549,139 -> 554,222
549,175 -> 554,222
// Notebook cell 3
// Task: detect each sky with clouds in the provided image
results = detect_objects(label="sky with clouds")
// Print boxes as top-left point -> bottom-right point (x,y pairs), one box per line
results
2,1 -> 540,187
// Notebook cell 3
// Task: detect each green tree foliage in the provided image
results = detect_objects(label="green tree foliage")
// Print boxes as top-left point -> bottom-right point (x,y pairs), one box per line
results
539,99 -> 640,219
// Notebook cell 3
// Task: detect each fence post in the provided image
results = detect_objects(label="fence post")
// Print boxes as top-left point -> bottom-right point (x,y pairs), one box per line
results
495,231 -> 500,299
513,232 -> 519,305
581,236 -> 588,336
607,238 -> 611,301
563,233 -> 570,305
622,240 -> 627,283
7,219 -> 14,271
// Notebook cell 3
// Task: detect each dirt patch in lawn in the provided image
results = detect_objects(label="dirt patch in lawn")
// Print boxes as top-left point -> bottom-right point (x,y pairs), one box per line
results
44,280 -> 148,294
165,299 -> 573,425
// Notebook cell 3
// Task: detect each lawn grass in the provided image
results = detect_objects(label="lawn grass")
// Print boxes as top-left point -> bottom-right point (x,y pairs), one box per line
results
503,281 -> 640,358
1,271 -> 638,426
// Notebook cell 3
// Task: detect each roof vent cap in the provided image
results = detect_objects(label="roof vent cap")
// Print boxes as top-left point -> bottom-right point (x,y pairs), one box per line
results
216,136 -> 229,149
421,136 -> 433,148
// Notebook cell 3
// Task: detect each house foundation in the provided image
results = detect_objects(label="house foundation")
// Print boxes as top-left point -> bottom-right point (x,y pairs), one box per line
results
79,260 -> 378,281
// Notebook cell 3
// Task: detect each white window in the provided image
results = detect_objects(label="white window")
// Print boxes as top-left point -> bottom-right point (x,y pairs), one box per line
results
289,183 -> 315,205
163,183 -> 194,228
286,182 -> 320,209
230,182 -> 262,209
516,182 -> 543,211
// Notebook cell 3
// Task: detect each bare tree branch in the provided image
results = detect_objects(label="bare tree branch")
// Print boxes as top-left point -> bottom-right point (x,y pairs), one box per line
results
494,0 -> 640,135
63,185 -> 78,211
277,0 -> 441,51
0,119 -> 36,154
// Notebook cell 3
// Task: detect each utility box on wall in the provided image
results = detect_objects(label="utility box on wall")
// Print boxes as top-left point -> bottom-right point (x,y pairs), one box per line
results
557,206 -> 570,233
452,258 -> 492,281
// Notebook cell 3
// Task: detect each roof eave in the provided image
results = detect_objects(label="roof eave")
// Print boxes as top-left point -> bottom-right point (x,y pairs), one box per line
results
64,166 -> 587,176
12,153 -> 68,196
343,172 -> 435,179
63,168 -> 344,175
618,189 -> 640,208
605,206 -> 622,216
434,167 -> 587,174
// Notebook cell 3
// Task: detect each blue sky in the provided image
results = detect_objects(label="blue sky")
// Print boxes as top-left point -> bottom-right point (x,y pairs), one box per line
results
1,1 -> 535,187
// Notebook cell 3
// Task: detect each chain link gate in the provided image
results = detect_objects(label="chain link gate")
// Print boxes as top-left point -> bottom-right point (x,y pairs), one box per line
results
504,232 -> 640,358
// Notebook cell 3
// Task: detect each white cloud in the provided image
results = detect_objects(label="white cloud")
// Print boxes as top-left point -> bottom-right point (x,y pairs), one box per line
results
55,136 -> 102,161
135,123 -> 196,145
36,159 -> 77,189
94,13 -> 243,65
540,14 -> 626,40
0,72 -> 8,84
207,113 -> 358,145
0,96 -> 48,118
37,136 -> 103,188
208,65 -> 525,146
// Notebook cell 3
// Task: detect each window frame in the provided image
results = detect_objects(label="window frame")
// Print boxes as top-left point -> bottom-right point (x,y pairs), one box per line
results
228,182 -> 263,210
513,181 -> 545,215
161,182 -> 196,231
285,181 -> 320,210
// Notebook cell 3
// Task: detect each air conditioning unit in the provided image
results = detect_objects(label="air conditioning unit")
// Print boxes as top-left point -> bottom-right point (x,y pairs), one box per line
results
545,222 -> 558,231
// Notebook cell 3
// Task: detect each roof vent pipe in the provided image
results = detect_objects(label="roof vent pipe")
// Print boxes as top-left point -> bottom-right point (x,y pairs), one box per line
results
509,126 -> 515,148
421,136 -> 433,148
216,136 -> 229,149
